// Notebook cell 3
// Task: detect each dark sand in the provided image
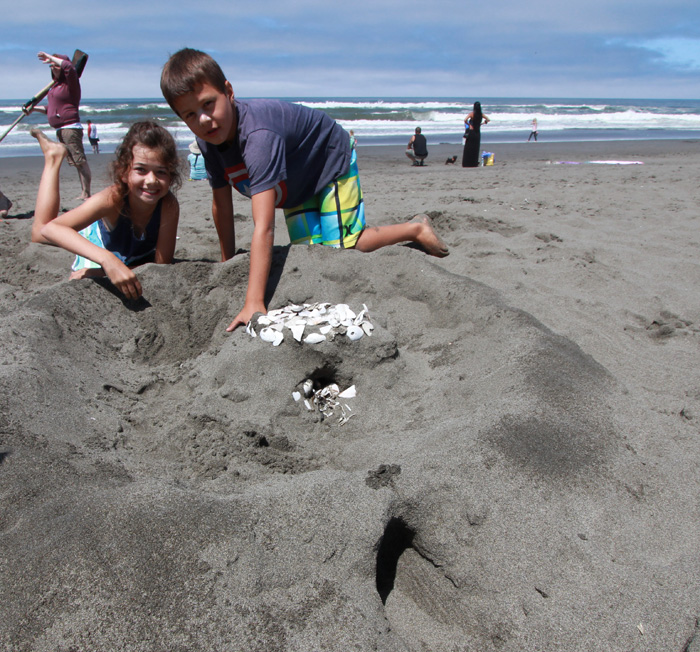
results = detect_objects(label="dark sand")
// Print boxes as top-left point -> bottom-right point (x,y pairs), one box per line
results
1,139 -> 699,651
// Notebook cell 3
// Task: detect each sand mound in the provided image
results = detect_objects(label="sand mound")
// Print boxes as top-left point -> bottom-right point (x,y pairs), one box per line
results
3,243 -> 689,652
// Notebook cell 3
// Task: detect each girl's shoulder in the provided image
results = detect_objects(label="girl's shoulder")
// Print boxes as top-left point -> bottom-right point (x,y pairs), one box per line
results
89,185 -> 124,227
162,190 -> 179,207
159,191 -> 180,224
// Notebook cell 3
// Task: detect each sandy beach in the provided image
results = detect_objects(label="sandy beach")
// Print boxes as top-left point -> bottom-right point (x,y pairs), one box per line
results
1,138 -> 699,651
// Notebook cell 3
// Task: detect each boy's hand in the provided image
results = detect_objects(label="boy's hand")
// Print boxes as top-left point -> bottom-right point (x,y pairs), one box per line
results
227,301 -> 267,332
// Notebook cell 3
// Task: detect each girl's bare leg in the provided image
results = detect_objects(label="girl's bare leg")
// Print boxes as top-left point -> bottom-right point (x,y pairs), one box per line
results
30,128 -> 68,243
354,214 -> 449,257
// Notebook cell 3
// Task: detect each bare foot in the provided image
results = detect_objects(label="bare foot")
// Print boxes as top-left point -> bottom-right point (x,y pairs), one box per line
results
70,267 -> 105,280
411,214 -> 449,257
30,127 -> 68,163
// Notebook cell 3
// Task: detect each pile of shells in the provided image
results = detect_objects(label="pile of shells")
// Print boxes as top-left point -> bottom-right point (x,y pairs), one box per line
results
246,302 -> 374,347
292,379 -> 357,425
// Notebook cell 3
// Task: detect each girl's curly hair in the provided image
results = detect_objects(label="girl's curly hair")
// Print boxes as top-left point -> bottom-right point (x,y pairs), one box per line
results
110,121 -> 183,209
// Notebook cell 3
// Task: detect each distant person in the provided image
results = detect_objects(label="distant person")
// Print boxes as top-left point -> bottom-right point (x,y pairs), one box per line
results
462,101 -> 490,168
87,120 -> 100,153
349,130 -> 357,148
0,190 -> 12,219
405,127 -> 428,166
26,52 -> 92,199
187,141 -> 208,180
528,118 -> 538,142
160,48 -> 448,331
29,121 -> 180,300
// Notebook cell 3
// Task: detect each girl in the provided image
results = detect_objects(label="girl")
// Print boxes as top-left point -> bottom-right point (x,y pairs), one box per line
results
31,121 -> 181,300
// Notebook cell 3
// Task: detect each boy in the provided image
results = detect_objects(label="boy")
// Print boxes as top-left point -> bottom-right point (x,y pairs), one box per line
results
160,48 -> 448,332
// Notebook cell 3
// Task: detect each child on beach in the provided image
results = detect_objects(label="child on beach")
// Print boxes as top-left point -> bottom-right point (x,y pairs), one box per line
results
160,48 -> 448,332
30,121 -> 180,300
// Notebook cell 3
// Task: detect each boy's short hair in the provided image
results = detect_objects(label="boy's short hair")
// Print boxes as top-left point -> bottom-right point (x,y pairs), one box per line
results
160,48 -> 228,111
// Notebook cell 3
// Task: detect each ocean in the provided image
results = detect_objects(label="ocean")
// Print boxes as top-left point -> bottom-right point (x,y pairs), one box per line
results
1,97 -> 700,159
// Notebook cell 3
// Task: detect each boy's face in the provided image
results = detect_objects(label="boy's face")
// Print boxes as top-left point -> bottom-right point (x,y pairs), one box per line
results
173,81 -> 237,146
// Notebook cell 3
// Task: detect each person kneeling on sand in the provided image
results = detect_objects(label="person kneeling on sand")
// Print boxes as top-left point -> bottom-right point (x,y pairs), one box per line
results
30,121 -> 180,300
405,127 -> 428,166
160,48 -> 448,332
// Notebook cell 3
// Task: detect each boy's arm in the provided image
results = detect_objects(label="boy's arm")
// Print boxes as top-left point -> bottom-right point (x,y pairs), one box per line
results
226,188 -> 276,332
211,185 -> 236,261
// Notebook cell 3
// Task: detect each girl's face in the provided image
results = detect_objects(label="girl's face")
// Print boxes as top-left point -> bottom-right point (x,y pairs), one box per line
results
124,145 -> 171,206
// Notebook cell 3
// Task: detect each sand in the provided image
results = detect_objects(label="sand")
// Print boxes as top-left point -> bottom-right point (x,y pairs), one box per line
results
1,139 -> 699,651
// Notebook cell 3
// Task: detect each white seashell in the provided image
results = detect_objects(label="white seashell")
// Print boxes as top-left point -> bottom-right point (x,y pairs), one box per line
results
290,322 -> 305,342
302,379 -> 314,397
260,327 -> 283,346
303,399 -> 313,411
292,391 -> 301,402
257,315 -> 272,326
334,304 -> 355,323
259,327 -> 276,342
346,325 -> 364,340
319,324 -> 333,334
338,385 -> 356,399
304,333 -> 326,344
361,322 -> 374,336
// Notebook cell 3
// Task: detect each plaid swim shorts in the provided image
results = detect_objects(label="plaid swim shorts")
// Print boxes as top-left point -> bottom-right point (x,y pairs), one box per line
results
283,148 -> 365,248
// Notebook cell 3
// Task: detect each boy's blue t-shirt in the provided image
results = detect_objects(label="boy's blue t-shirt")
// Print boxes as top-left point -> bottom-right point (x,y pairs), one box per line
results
198,99 -> 351,209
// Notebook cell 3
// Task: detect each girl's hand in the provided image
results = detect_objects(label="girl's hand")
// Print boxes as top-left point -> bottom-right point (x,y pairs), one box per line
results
102,258 -> 143,300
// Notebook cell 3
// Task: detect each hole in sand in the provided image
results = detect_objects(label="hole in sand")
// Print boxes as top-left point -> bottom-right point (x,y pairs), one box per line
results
304,363 -> 350,391
375,517 -> 415,604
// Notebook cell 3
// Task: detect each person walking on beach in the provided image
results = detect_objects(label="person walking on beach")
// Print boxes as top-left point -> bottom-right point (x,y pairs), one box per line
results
462,102 -> 489,167
160,48 -> 448,332
29,121 -> 180,299
405,127 -> 428,166
87,120 -> 100,153
528,118 -> 538,142
26,52 -> 92,199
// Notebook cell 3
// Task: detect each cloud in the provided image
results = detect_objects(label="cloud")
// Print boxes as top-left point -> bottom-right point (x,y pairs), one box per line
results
633,37 -> 700,70
1,0 -> 699,99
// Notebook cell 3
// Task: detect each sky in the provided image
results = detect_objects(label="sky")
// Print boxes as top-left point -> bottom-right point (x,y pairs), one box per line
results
1,0 -> 699,100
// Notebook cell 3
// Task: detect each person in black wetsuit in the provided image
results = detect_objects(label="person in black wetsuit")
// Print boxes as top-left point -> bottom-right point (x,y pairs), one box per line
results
462,102 -> 490,167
